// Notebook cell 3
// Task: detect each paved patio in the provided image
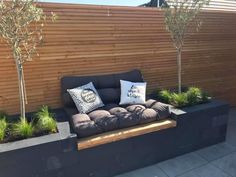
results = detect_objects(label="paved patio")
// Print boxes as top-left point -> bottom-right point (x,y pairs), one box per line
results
115,108 -> 236,177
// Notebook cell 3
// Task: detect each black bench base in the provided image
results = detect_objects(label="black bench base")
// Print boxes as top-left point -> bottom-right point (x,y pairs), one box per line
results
0,100 -> 229,177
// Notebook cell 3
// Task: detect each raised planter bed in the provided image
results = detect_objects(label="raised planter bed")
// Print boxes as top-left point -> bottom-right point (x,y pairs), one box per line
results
0,115 -> 77,177
171,99 -> 230,155
0,100 -> 229,177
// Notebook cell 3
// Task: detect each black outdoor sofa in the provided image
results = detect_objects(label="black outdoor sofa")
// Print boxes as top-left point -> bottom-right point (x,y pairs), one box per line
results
61,69 -> 172,139
59,69 -> 229,177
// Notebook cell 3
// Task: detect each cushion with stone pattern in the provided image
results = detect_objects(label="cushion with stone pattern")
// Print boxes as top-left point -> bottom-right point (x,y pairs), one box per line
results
67,82 -> 104,114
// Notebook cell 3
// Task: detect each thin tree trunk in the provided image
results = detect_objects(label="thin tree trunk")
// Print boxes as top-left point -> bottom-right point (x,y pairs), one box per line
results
177,47 -> 182,93
12,42 -> 26,119
22,67 -> 28,105
15,62 -> 26,119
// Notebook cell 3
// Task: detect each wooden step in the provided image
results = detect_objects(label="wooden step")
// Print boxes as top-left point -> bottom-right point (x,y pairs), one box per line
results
77,119 -> 177,150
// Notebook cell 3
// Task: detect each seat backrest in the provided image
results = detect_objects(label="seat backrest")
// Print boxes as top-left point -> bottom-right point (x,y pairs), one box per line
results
61,69 -> 144,107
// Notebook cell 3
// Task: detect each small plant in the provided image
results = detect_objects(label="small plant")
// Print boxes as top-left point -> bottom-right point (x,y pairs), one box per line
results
13,118 -> 34,138
0,117 -> 7,141
186,87 -> 202,106
158,87 -> 211,108
171,93 -> 188,108
0,106 -> 58,143
36,106 -> 57,133
158,90 -> 172,103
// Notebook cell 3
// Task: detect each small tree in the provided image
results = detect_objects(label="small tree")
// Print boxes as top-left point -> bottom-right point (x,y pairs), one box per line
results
0,0 -> 55,119
162,0 -> 210,93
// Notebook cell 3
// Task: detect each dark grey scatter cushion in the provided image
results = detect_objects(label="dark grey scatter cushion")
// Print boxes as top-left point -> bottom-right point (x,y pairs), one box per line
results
146,99 -> 170,120
98,88 -> 120,104
64,107 -> 78,118
67,82 -> 104,113
114,70 -> 144,87
103,103 -> 120,111
63,93 -> 75,107
96,74 -> 117,88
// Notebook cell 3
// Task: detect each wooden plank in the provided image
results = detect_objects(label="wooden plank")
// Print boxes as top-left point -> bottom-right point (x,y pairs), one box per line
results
77,119 -> 177,150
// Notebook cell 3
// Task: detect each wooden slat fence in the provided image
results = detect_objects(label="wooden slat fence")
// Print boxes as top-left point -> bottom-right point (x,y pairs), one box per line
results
0,2 -> 236,114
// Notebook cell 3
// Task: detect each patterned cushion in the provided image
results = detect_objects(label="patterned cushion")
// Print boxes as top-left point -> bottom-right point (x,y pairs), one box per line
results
67,82 -> 104,113
119,80 -> 147,105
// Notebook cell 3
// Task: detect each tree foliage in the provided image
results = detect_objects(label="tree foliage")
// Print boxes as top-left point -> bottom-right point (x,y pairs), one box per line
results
0,0 -> 56,118
0,0 -> 47,63
163,0 -> 210,49
162,0 -> 210,93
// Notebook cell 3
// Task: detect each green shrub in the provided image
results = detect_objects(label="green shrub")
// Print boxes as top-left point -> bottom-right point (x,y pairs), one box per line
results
158,90 -> 172,103
0,118 -> 7,141
158,87 -> 211,108
171,93 -> 188,107
186,87 -> 202,106
13,118 -> 34,138
36,106 -> 57,133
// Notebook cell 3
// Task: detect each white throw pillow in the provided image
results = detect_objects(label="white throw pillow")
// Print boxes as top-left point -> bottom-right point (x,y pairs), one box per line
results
67,82 -> 104,113
119,80 -> 146,105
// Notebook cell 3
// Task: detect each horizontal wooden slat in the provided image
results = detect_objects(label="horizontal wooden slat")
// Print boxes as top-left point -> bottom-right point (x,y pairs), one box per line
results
77,119 -> 177,150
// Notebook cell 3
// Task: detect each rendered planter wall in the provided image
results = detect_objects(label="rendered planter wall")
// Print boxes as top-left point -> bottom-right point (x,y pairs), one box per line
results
0,121 -> 77,177
171,99 -> 229,155
0,124 -> 176,177
0,100 -> 230,177
58,100 -> 229,177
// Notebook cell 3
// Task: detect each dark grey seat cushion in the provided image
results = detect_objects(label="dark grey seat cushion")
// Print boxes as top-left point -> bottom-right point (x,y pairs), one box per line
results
145,99 -> 171,120
61,70 -> 171,138
65,100 -> 170,138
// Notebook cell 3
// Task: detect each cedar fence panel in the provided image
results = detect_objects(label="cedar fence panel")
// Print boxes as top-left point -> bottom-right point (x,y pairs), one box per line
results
0,3 -> 236,114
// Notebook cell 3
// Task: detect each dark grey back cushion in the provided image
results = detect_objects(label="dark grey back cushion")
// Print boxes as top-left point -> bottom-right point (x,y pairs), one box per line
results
61,69 -> 144,107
